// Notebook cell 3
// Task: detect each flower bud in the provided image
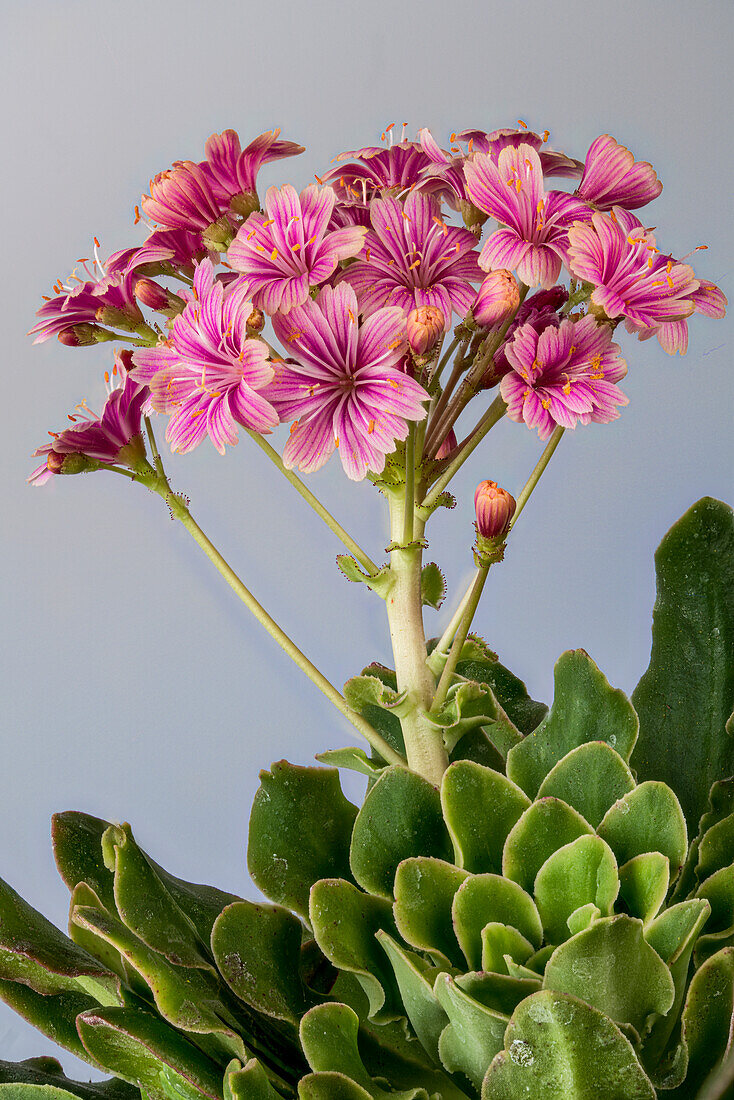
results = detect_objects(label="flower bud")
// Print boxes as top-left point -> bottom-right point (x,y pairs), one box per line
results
406,306 -> 445,354
435,428 -> 457,461
459,199 -> 488,236
202,215 -> 235,253
95,303 -> 144,330
472,271 -> 520,328
229,189 -> 260,220
135,278 -> 186,318
246,307 -> 265,335
46,451 -> 97,476
474,480 -> 516,539
57,323 -> 115,347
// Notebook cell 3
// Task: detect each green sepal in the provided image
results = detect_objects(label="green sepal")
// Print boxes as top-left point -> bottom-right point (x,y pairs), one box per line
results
376,932 -> 447,1063
597,781 -> 688,883
102,825 -> 213,971
631,498 -> 734,833
479,925 -> 533,975
430,682 -> 522,757
393,858 -> 468,968
481,990 -> 656,1099
211,901 -> 315,1024
502,798 -> 594,893
452,875 -> 542,970
666,947 -> 734,1098
440,762 -> 530,876
0,1061 -> 137,1100
247,761 -> 358,918
349,767 -> 452,900
533,835 -> 619,945
309,879 -> 400,1021
0,876 -> 120,1005
420,563 -> 446,610
618,853 -> 670,924
506,650 -> 638,798
76,1006 -> 224,1099
536,742 -> 635,829
223,1059 -> 281,1100
314,749 -> 384,780
451,643 -> 547,736
336,557 -> 393,599
454,971 -> 541,1018
542,914 -> 675,1033
433,973 -> 508,1091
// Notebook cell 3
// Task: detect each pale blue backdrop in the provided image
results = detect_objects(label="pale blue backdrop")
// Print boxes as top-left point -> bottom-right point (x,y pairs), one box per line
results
1,0 -> 732,1072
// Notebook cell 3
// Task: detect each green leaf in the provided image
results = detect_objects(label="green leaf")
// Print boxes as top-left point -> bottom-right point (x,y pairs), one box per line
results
314,749 -> 384,780
298,1075 -> 371,1100
454,971 -> 541,1018
247,762 -> 358,918
506,650 -> 638,798
211,901 -> 314,1024
536,743 -> 636,830
453,651 -> 547,735
0,979 -> 105,1064
434,973 -> 508,1091
223,1058 -> 282,1100
697,812 -> 734,884
343,677 -> 406,759
441,762 -> 530,876
675,777 -> 734,901
393,858 -> 468,968
420,563 -> 446,610
376,932 -> 447,1063
502,798 -> 594,894
644,899 -> 711,966
667,947 -> 734,1098
631,498 -> 734,832
533,836 -> 619,945
479,925 -> 533,975
452,875 -> 542,970
349,767 -> 452,900
597,782 -> 688,883
566,904 -> 600,937
481,990 -> 656,1099
617,853 -> 670,924
543,915 -> 675,1033
76,1006 -> 224,1098
0,877 -> 120,1004
430,682 -> 517,756
695,864 -> 734,965
52,813 -> 117,914
0,1060 -> 137,1100
336,557 -> 392,599
309,879 -> 399,1021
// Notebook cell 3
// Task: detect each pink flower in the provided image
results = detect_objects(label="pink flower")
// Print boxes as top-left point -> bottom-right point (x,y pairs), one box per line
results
203,128 -> 304,206
30,355 -> 147,484
269,284 -> 428,480
142,160 -> 225,232
108,229 -> 208,277
227,184 -> 367,315
576,135 -> 662,211
456,128 -> 584,179
474,481 -> 516,538
338,190 -> 482,326
626,278 -> 728,355
130,260 -> 278,454
500,315 -> 628,439
29,267 -> 143,345
320,137 -> 436,199
465,144 -> 590,289
567,209 -> 699,327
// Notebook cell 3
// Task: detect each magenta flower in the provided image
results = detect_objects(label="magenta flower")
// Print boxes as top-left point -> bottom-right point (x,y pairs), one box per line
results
141,160 -> 226,232
227,184 -> 366,315
456,128 -> 584,179
626,278 -> 728,355
203,128 -> 304,205
567,209 -> 699,327
338,189 -> 482,325
489,285 -> 568,384
30,356 -> 147,484
465,144 -> 590,289
29,268 -> 142,344
500,315 -> 628,439
320,136 -> 436,198
130,260 -> 278,454
575,134 -> 662,211
108,229 -> 208,277
269,284 -> 428,480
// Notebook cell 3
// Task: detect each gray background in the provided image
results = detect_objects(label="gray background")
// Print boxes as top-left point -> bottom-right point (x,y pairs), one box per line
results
1,0 -> 732,1072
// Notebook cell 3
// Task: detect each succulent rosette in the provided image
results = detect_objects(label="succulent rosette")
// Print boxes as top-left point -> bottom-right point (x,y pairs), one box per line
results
10,121 -> 733,1100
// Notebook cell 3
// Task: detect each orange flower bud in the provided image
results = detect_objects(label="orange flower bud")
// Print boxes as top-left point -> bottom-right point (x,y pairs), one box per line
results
474,480 -> 516,538
406,305 -> 445,354
472,270 -> 520,328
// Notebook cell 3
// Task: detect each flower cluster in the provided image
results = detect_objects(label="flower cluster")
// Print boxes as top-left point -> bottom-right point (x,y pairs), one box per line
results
29,123 -> 726,493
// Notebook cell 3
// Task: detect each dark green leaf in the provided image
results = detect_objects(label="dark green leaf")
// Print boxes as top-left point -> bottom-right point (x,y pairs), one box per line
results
0,979 -> 98,1064
667,947 -> 734,1098
376,933 -> 447,1063
597,781 -> 688,882
393,858 -> 468,968
434,973 -> 508,1090
0,1059 -> 136,1100
453,651 -> 547,736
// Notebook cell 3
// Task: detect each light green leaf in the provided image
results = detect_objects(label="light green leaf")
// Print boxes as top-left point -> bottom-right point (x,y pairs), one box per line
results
597,782 -> 688,883
533,836 -> 619,945
420,563 -> 446,610
502,799 -> 594,894
434,973 -> 508,1090
537,743 -> 635,830
393,858 -> 467,968
452,875 -> 542,970
441,762 -> 530,876
618,854 -> 670,924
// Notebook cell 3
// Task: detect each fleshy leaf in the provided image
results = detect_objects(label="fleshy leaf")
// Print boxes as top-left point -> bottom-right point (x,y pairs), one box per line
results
420,563 -> 446,610
455,971 -> 541,1018
695,864 -> 734,965
349,767 -> 452,900
533,835 -> 619,945
506,650 -> 638,798
336,557 -> 392,598
668,947 -> 734,1098
566,904 -> 600,937
536,743 -> 635,829
376,932 -> 447,1062
434,973 -> 508,1090
53,813 -> 117,914
211,901 -> 314,1024
452,874 -> 542,970
430,682 -> 519,757
76,1006 -> 223,1098
452,647 -> 548,735
223,1058 -> 282,1100
631,498 -> 734,833
675,777 -> 734,901
0,980 -> 97,1064
309,879 -> 399,1021
393,858 -> 468,968
644,899 -> 711,966
697,812 -> 734,884
314,748 -> 384,780
597,782 -> 688,883
479,925 -> 533,975
247,762 -> 358,918
618,853 -> 670,924
343,677 -> 406,758
502,798 -> 594,893
481,990 -> 656,1099
543,915 -> 675,1033
0,1060 -> 137,1100
440,762 -> 530,875
297,1073 -> 372,1100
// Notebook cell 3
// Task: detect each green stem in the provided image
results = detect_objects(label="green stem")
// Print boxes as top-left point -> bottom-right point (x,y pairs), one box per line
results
420,396 -> 506,513
247,430 -> 379,574
509,426 -> 565,529
144,415 -> 166,480
145,477 -> 403,766
430,561 -> 490,714
431,575 -> 476,661
424,355 -> 466,455
403,424 -> 416,545
431,333 -> 461,388
385,491 -> 448,785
